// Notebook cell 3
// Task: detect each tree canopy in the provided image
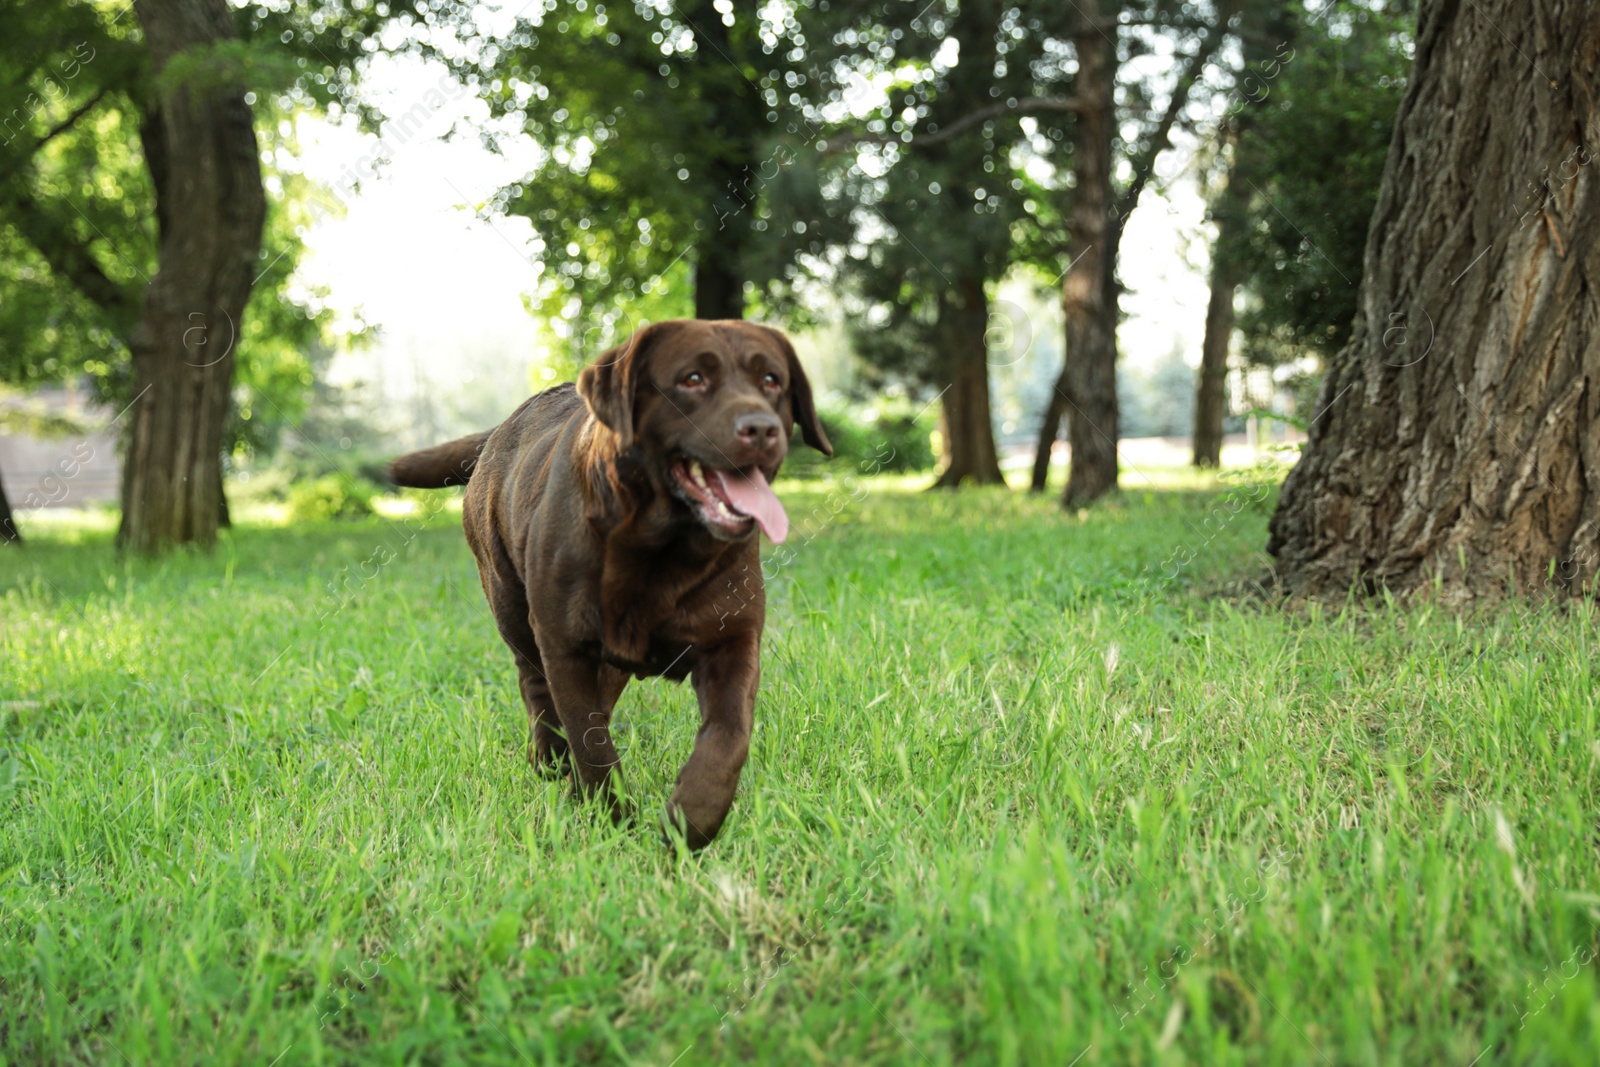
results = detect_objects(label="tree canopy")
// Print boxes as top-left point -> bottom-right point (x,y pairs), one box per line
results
0,0 -> 440,462
1230,0 -> 1411,370
471,0 -> 820,333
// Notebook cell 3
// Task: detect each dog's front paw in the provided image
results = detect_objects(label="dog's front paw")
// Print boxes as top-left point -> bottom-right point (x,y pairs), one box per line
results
660,800 -> 722,852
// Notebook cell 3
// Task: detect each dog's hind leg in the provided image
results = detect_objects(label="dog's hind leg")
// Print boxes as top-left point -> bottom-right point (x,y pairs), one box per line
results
478,573 -> 567,774
514,644 -> 569,776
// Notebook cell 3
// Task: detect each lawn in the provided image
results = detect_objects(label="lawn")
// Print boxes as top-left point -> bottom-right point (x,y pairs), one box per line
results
2,472 -> 1598,1065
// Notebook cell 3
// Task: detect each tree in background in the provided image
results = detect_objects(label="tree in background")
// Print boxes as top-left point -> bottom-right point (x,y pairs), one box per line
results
474,1 -> 1067,486
1193,0 -> 1408,466
790,0 -> 1070,487
117,0 -> 267,554
0,1 -> 143,544
1190,0 -> 1297,467
1269,0 -> 1600,598
0,0 -> 418,549
1026,0 -> 1225,504
472,1 -> 817,331
1190,112 -> 1250,468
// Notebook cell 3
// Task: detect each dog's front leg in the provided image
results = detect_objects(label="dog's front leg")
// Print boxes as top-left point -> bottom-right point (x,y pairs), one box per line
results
544,654 -> 631,823
666,633 -> 759,850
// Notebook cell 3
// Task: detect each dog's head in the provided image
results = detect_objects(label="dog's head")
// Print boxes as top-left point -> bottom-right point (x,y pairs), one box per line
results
576,319 -> 832,543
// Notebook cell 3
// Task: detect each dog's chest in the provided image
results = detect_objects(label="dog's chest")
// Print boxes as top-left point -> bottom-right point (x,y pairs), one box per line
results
590,553 -> 764,677
592,635 -> 697,680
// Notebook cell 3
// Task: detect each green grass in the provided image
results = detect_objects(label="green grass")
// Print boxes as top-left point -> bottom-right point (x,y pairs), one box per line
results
3,473 -> 1599,1065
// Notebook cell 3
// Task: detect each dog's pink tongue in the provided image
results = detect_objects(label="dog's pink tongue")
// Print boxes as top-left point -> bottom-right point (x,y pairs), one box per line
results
712,467 -> 788,543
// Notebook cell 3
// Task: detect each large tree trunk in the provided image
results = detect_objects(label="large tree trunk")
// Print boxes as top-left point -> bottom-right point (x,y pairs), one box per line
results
1059,2 -> 1120,507
933,277 -> 1005,488
1268,0 -> 1600,599
1193,126 -> 1248,469
0,467 -> 19,545
691,3 -> 751,322
119,0 -> 265,555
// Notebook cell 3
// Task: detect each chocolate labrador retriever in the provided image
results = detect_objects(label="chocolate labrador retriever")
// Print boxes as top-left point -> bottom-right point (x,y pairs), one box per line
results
389,319 -> 831,848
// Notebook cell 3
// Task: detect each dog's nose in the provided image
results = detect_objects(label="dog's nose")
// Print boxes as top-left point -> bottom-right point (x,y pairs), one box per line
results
733,412 -> 782,450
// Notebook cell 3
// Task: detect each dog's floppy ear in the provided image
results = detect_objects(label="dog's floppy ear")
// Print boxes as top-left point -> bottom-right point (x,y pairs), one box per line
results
577,323 -> 661,450
769,328 -> 832,457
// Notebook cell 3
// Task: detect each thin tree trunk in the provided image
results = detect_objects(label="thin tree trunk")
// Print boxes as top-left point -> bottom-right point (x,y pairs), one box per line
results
1194,127 -> 1248,468
0,467 -> 20,545
1192,276 -> 1235,468
1029,387 -> 1067,491
216,461 -> 231,528
1268,0 -> 1600,599
1194,4 -> 1287,469
1060,1 -> 1119,508
693,250 -> 744,320
1035,5 -> 1220,497
933,277 -> 1005,488
119,0 -> 265,555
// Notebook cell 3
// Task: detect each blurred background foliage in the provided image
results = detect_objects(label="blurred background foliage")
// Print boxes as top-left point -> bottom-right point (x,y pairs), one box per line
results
0,0 -> 1415,506
1230,1 -> 1410,369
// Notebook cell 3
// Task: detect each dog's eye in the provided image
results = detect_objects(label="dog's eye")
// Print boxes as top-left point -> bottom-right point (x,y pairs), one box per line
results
762,373 -> 780,389
680,372 -> 706,388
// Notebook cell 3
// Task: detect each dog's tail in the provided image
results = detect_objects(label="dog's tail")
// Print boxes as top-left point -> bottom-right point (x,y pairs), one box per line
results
388,430 -> 492,488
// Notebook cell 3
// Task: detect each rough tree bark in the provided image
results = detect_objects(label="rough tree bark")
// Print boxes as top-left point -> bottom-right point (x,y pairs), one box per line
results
1193,124 -> 1248,468
1057,2 -> 1120,507
119,0 -> 265,555
1268,0 -> 1600,599
932,276 -> 1005,487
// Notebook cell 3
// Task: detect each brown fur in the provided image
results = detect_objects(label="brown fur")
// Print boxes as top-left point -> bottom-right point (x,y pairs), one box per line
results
390,320 -> 830,849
